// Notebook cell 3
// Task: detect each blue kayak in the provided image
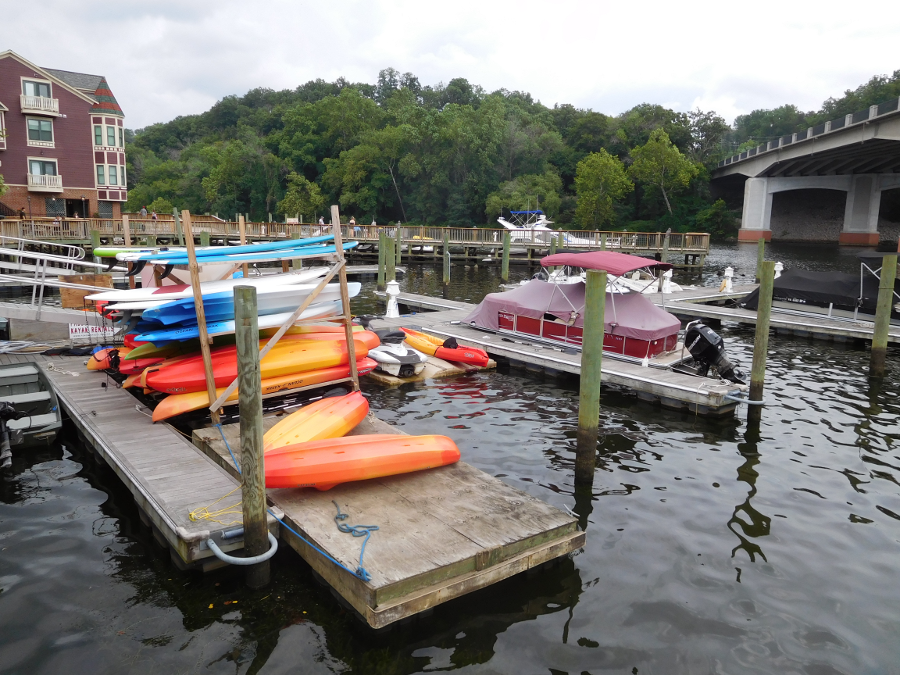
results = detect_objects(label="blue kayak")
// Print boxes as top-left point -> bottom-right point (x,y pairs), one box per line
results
129,234 -> 335,262
129,241 -> 357,266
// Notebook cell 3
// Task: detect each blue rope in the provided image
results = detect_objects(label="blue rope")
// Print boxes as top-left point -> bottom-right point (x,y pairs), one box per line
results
332,500 -> 378,581
214,423 -> 376,582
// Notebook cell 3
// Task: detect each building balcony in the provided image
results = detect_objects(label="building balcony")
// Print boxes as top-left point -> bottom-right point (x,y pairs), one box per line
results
20,95 -> 60,116
27,174 -> 63,192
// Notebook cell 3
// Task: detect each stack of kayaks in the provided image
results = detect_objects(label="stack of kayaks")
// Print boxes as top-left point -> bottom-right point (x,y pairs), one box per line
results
400,328 -> 490,367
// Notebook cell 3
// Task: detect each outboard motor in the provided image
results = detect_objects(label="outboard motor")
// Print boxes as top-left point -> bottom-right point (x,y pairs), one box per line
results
684,322 -> 744,384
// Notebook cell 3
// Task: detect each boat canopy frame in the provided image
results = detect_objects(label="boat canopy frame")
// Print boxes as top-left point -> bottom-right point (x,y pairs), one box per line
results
541,251 -> 673,276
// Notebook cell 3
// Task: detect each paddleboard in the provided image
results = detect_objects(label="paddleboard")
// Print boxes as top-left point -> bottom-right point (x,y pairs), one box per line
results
86,268 -> 328,303
116,235 -> 334,262
264,434 -> 461,490
116,242 -> 356,266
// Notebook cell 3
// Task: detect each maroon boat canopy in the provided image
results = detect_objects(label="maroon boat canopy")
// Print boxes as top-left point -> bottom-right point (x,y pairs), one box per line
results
541,251 -> 673,275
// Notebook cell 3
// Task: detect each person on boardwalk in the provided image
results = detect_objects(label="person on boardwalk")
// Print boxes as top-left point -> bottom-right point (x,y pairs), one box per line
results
151,211 -> 158,221
318,216 -> 325,225
140,206 -> 148,217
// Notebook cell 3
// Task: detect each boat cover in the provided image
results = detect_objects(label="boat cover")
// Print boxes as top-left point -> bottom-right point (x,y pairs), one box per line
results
739,268 -> 898,314
541,250 -> 673,275
462,280 -> 681,340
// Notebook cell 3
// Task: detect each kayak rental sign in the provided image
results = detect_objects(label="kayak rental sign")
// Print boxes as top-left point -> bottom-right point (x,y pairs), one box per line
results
69,324 -> 118,344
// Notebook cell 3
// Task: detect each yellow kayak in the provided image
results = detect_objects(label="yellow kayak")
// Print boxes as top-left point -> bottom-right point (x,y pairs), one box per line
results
262,390 -> 369,452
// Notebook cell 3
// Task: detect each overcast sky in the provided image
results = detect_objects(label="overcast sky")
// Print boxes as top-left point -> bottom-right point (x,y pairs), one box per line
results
5,0 -> 900,129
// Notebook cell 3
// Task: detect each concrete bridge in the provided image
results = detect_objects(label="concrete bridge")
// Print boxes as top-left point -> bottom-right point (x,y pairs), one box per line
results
712,97 -> 900,245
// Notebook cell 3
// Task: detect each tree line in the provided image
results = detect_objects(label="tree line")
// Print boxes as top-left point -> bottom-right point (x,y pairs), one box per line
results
123,68 -> 900,237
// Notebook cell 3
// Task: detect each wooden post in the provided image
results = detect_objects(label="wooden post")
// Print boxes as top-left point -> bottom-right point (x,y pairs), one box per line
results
748,260 -> 775,424
549,233 -> 558,256
290,232 -> 302,271
442,230 -> 450,287
238,215 -> 249,279
376,231 -> 386,291
575,269 -> 606,484
501,231 -> 511,281
331,205 -> 360,390
182,210 -> 220,425
122,215 -> 135,289
756,237 -> 765,282
173,209 -> 185,247
386,233 -> 396,283
600,233 -> 607,251
395,225 -> 402,266
870,254 -> 897,377
658,228 -> 671,292
233,285 -> 270,588
200,230 -> 210,247
90,229 -> 100,251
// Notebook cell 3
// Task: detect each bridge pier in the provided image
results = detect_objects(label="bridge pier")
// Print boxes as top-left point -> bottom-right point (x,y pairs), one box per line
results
840,175 -> 882,246
737,178 -> 773,242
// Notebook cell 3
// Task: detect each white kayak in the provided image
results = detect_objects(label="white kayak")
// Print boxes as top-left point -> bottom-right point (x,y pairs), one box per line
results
86,268 -> 329,303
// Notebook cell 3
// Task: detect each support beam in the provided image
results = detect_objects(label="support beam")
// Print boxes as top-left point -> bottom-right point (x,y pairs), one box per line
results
738,177 -> 773,242
841,174 -> 881,246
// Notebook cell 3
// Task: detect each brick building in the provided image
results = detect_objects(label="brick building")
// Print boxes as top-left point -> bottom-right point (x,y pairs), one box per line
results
0,50 -> 126,219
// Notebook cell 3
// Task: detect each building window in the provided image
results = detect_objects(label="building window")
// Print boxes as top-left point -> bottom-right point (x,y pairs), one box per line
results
106,126 -> 116,147
108,165 -> 117,185
98,201 -> 114,218
94,125 -> 103,146
22,80 -> 51,98
27,118 -> 53,143
0,112 -> 6,150
96,165 -> 105,185
120,165 -> 126,186
29,159 -> 57,176
46,197 -> 66,217
118,128 -> 124,147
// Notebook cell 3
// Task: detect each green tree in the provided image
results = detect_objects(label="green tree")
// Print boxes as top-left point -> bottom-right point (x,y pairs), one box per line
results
573,150 -> 633,228
628,129 -> 698,215
485,170 -> 563,220
277,172 -> 325,219
147,196 -> 174,213
731,105 -> 810,146
687,109 -> 729,164
201,140 -> 251,213
0,173 -> 7,198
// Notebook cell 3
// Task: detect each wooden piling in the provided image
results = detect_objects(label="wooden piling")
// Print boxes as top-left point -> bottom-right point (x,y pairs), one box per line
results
600,233 -> 607,251
549,234 -> 558,256
90,229 -> 100,251
173,209 -> 185,247
386,233 -> 396,283
122,215 -> 135,289
377,231 -> 386,291
200,230 -> 210,247
290,233 -> 302,271
870,254 -> 897,377
748,260 -> 775,424
234,285 -> 270,588
238,215 -> 249,279
331,205 -> 360,390
575,269 -> 606,484
181,210 -> 220,426
395,225 -> 402,266
756,238 -> 765,282
501,231 -> 511,281
658,228 -> 671,292
443,231 -> 450,287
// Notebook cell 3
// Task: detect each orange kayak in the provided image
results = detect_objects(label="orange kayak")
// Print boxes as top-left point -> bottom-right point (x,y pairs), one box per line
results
265,434 -> 461,490
151,358 -> 377,421
262,391 -> 369,451
145,338 -> 369,394
86,347 -> 133,371
401,328 -> 490,367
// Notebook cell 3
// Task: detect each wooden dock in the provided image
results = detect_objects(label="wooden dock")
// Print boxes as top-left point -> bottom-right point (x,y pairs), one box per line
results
0,353 -> 279,570
380,292 -> 748,415
192,414 -> 583,629
0,352 -> 582,629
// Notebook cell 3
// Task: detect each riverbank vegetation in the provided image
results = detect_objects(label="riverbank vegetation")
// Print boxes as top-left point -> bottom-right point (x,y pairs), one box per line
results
124,69 -> 900,237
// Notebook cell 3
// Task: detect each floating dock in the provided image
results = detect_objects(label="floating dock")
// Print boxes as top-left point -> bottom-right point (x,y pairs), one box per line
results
376,291 -> 749,415
2,353 -> 582,629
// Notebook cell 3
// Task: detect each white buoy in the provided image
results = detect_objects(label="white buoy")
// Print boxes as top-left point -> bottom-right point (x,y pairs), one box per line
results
774,261 -> 783,279
385,279 -> 401,318
661,268 -> 673,293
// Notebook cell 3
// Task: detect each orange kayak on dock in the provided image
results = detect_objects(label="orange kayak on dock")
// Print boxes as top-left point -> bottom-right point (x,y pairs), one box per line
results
401,328 -> 490,367
262,391 -> 369,451
145,338 -> 370,394
150,358 -> 377,421
265,434 -> 461,490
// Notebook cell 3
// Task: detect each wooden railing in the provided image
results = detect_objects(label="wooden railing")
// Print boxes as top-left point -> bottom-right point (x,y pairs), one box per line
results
0,218 -> 711,255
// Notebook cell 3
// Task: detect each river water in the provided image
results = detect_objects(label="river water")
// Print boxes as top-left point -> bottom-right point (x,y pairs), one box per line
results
1,242 -> 899,674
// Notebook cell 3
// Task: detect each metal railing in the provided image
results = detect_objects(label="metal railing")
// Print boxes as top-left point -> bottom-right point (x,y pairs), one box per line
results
718,95 -> 900,168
